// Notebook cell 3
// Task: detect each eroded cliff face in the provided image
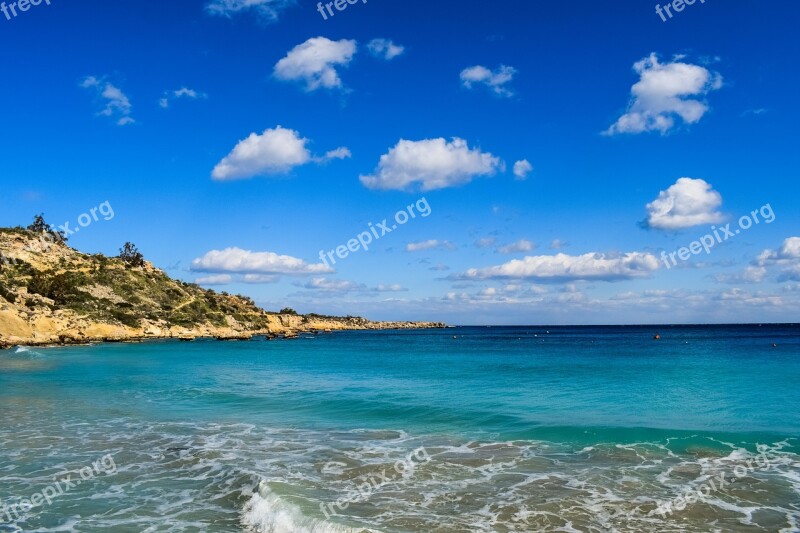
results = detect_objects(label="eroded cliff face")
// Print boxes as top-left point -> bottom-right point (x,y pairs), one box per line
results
0,229 -> 444,348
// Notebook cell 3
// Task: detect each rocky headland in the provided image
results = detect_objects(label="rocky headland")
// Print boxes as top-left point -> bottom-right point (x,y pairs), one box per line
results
0,226 -> 444,349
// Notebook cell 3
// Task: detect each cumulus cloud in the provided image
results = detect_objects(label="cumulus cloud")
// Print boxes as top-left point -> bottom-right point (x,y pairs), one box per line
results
513,160 -> 533,180
549,239 -> 569,250
191,247 -> 332,275
606,53 -> 723,135
459,252 -> 660,282
205,0 -> 294,21
751,237 -> 800,282
645,178 -> 724,230
80,76 -> 134,126
780,238 -> 800,258
367,38 -> 405,60
274,37 -> 357,91
160,87 -> 206,108
405,240 -> 456,252
460,65 -> 516,97
497,239 -> 535,254
360,137 -> 504,191
211,126 -> 348,180
756,237 -> 800,265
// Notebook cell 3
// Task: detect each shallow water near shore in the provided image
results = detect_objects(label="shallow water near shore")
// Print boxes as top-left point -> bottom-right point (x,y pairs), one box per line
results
1,325 -> 799,532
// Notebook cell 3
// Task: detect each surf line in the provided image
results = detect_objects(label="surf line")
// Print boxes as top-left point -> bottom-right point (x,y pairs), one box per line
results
655,445 -> 774,517
320,447 -> 431,519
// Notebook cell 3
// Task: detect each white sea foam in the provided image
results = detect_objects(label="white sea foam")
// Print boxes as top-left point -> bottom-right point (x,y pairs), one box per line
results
241,481 -> 380,533
2,418 -> 798,532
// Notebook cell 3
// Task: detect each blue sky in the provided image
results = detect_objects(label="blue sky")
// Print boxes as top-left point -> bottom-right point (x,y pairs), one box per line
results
1,0 -> 798,324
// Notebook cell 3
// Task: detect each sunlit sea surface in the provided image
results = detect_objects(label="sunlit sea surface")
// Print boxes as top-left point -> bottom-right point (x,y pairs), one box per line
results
1,325 -> 799,532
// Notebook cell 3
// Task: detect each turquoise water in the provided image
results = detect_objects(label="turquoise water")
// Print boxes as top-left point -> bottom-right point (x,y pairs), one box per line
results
1,326 -> 799,532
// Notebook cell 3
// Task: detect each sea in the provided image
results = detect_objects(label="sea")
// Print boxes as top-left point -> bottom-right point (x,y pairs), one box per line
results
1,325 -> 798,532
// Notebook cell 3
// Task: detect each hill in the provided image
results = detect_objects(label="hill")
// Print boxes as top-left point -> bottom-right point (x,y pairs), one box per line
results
0,226 -> 443,348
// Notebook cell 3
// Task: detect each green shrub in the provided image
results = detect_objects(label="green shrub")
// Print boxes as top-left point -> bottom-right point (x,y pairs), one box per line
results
27,271 -> 88,305
0,282 -> 16,303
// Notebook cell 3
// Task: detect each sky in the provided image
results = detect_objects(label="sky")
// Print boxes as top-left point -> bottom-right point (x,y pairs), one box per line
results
1,0 -> 798,325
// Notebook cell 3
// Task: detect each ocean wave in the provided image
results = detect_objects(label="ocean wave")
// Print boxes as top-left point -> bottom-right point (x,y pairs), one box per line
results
1,417 -> 798,532
241,480 -> 380,533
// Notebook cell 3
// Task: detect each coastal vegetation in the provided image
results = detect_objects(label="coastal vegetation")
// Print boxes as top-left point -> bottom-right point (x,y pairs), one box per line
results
0,216 -> 443,348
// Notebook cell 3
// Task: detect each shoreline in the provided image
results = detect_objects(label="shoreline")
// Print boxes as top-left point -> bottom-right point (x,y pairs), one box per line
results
0,320 -> 446,350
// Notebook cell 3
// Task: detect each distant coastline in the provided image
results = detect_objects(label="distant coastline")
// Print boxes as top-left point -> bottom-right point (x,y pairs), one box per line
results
0,224 -> 444,350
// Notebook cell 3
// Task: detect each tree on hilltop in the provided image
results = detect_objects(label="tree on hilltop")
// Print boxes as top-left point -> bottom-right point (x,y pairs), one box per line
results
27,214 -> 67,243
119,242 -> 145,268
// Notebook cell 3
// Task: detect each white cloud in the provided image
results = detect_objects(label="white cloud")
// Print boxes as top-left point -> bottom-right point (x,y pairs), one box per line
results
497,239 -> 535,254
460,65 -> 517,97
243,274 -> 280,284
301,277 -> 363,293
160,87 -> 206,109
443,283 -> 550,305
757,237 -> 800,265
549,239 -> 569,250
195,274 -> 233,285
360,137 -> 504,191
367,38 -> 405,60
752,237 -> 800,282
779,265 -> 800,282
316,147 -> 352,163
297,278 -> 407,296
191,247 -> 332,275
211,126 -> 348,180
606,53 -> 722,135
741,108 -> 768,117
405,240 -> 456,252
714,266 -> 767,284
739,266 -> 768,283
513,160 -> 533,180
716,288 -> 783,307
376,284 -> 406,292
779,238 -> 800,258
645,178 -> 724,230
780,238 -> 800,258
80,76 -> 134,126
460,252 -> 660,282
475,237 -> 497,249
205,0 -> 293,21
274,37 -> 357,91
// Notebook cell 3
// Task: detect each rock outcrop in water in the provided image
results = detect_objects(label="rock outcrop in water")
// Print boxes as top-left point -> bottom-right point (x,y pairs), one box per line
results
0,227 -> 444,348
